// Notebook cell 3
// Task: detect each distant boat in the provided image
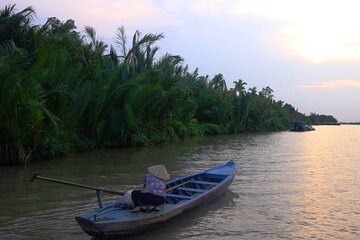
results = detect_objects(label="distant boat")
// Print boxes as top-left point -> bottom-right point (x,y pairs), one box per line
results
75,161 -> 236,238
289,121 -> 315,132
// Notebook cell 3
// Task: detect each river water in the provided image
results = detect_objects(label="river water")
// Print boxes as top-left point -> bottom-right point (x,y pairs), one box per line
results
1,125 -> 360,239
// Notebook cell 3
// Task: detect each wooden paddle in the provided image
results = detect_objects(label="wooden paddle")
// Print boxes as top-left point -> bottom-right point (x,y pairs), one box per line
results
30,172 -> 125,195
30,172 -> 193,208
30,172 -> 125,207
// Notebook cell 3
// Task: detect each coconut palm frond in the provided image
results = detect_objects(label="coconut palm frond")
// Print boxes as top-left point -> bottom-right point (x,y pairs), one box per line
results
0,4 -> 16,19
84,26 -> 107,55
115,25 -> 127,59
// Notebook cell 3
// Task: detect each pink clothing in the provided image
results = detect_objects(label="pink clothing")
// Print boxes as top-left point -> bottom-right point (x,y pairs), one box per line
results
142,173 -> 166,197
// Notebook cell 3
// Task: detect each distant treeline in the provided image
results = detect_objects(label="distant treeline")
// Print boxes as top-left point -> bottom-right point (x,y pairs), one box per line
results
0,5 -> 336,165
307,113 -> 338,125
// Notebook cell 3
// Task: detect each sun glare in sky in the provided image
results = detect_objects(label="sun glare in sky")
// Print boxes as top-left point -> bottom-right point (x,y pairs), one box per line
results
236,0 -> 360,64
281,16 -> 360,64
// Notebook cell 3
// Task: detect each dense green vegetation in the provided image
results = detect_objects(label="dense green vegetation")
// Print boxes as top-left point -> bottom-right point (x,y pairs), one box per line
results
308,113 -> 338,125
0,5 -> 332,165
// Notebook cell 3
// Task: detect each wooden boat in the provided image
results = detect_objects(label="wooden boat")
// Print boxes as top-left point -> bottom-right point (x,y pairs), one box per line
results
75,160 -> 236,238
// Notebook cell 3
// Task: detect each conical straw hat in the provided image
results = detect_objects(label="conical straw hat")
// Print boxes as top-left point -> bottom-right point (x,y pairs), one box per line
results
148,164 -> 170,180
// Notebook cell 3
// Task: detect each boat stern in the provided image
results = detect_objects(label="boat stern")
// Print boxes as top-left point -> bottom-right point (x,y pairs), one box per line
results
75,216 -> 104,238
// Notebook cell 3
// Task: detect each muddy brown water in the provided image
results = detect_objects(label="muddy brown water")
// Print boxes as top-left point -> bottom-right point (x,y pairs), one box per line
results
1,125 -> 360,239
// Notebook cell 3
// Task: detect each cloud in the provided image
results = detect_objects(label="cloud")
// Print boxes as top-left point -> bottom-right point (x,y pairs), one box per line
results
298,80 -> 360,89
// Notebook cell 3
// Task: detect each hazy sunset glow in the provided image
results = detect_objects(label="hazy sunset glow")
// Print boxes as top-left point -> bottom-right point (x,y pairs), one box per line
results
236,0 -> 360,63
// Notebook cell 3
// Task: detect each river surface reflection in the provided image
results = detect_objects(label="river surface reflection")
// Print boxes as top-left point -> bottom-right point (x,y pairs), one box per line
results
1,125 -> 360,239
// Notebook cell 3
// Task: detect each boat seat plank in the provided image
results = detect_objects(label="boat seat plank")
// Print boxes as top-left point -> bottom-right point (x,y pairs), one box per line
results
192,180 -> 218,186
177,187 -> 206,193
166,193 -> 192,200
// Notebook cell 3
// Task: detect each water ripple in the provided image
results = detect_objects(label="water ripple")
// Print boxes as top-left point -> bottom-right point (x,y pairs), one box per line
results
1,126 -> 360,239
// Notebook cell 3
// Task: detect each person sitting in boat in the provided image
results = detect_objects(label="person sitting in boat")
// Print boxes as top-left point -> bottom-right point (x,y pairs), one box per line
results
131,164 -> 170,212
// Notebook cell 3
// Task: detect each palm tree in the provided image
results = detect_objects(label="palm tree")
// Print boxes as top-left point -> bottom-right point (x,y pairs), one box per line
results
153,53 -> 184,89
0,5 -> 61,164
230,79 -> 246,131
84,26 -> 108,56
233,79 -> 247,97
0,47 -> 58,164
114,26 -> 127,61
209,73 -> 227,92
115,26 -> 164,74
0,4 -> 36,51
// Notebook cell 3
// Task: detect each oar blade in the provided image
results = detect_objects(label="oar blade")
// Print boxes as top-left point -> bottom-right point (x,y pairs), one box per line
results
30,172 -> 39,182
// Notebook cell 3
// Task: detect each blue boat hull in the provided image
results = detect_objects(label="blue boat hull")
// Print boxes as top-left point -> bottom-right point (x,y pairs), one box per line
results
75,161 -> 236,237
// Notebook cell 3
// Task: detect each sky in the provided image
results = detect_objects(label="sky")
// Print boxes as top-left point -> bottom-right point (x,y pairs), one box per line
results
8,0 -> 360,122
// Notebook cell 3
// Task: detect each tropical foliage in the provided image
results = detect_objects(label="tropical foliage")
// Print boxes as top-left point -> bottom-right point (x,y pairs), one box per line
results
0,5 -> 333,164
308,113 -> 338,125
